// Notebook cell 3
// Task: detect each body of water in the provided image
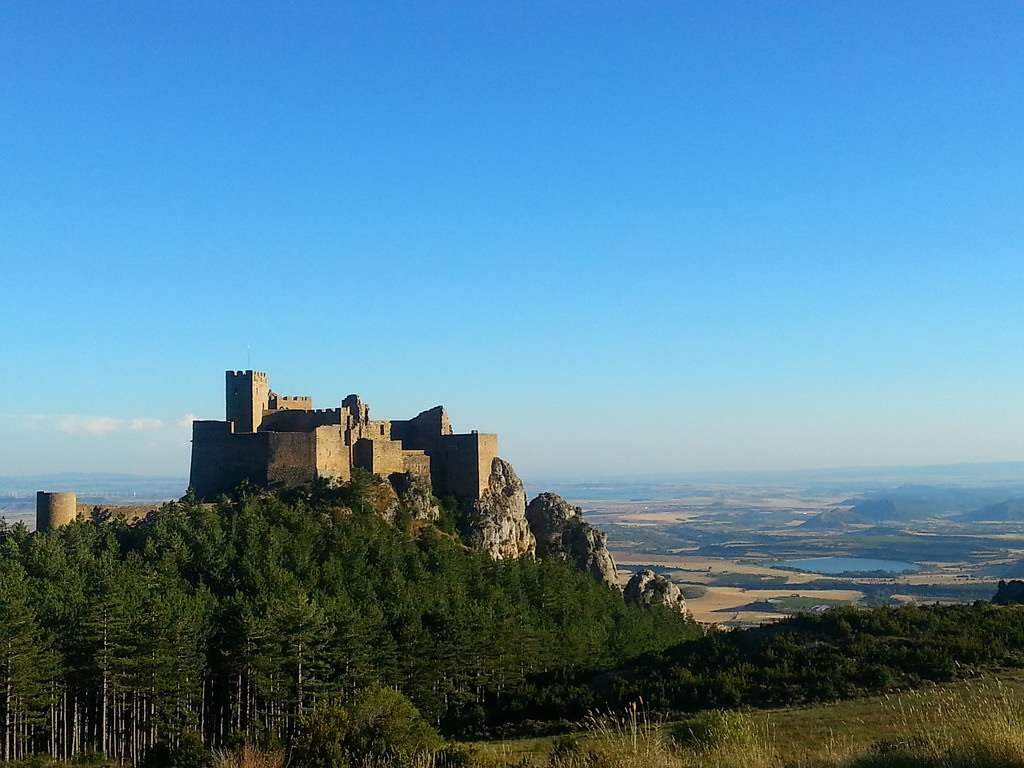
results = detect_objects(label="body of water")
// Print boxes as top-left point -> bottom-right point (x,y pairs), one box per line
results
777,557 -> 921,575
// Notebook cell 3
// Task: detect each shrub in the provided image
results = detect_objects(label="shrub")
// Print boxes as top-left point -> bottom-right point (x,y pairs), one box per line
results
293,685 -> 442,768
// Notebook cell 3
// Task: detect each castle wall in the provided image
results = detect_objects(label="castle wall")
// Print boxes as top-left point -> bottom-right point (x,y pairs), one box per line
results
260,408 -> 348,433
403,451 -> 432,478
190,420 -> 272,499
433,432 -> 498,499
342,394 -> 369,424
268,394 -> 312,412
363,420 -> 392,441
314,425 -> 351,482
36,491 -> 78,531
265,432 -> 318,489
391,406 -> 451,453
353,438 -> 408,478
226,370 -> 268,433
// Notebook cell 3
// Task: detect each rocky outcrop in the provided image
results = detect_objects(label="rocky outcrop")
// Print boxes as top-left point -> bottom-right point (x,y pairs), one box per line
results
526,493 -> 618,586
363,476 -> 401,522
624,569 -> 689,613
463,458 -> 536,560
993,579 -> 1024,605
390,472 -> 441,522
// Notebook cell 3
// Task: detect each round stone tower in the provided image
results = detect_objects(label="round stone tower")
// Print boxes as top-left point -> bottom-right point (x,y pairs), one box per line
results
36,491 -> 78,532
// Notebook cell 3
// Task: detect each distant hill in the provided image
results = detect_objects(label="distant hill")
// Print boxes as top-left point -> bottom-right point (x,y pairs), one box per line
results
839,485 -> 1019,522
798,507 -> 872,530
955,498 -> 1024,522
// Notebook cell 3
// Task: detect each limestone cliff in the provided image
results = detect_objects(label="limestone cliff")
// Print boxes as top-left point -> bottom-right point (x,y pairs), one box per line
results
364,477 -> 401,522
390,472 -> 441,522
462,458 -> 536,560
526,492 -> 618,586
623,569 -> 689,613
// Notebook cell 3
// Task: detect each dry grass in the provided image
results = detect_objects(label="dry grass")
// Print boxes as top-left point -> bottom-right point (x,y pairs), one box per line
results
211,744 -> 288,768
204,678 -> 1024,768
511,677 -> 1024,768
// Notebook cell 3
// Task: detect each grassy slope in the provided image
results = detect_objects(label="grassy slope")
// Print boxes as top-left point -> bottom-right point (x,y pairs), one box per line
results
474,671 -> 1024,767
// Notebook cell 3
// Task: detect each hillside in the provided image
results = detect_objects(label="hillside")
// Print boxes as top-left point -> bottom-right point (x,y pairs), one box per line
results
957,498 -> 1024,522
0,476 -> 696,763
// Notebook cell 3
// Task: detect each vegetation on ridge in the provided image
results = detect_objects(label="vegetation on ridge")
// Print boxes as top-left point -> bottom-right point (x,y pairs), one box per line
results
0,474 -> 695,764
8,473 -> 1024,766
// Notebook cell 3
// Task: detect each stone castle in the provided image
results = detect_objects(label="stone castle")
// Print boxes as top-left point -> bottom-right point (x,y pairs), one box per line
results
33,370 -> 668,601
189,370 -> 499,501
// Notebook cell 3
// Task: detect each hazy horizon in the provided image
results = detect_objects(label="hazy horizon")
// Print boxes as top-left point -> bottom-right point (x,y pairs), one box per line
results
2,4 -> 1021,479
4,459 -> 1024,496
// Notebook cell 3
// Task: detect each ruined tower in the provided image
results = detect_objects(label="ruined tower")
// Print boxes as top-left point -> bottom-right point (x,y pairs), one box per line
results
36,491 -> 78,531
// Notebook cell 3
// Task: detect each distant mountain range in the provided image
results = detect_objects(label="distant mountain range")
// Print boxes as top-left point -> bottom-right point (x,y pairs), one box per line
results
530,462 -> 1024,500
955,499 -> 1024,523
800,482 -> 1024,528
0,474 -> 186,504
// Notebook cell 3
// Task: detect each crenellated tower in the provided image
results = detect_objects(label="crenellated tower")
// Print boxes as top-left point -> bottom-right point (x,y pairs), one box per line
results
225,370 -> 269,433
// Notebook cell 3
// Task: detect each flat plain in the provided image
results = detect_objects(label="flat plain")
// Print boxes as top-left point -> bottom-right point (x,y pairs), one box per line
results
569,478 -> 1024,625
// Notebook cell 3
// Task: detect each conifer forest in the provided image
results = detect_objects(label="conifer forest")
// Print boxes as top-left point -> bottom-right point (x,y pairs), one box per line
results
0,475 -> 695,763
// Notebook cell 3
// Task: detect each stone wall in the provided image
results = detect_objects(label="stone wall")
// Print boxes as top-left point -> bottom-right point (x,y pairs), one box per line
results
261,408 -> 348,433
434,432 -> 498,500
267,393 -> 312,411
353,437 -> 408,478
314,425 -> 352,482
363,420 -> 392,441
190,421 -> 270,497
265,432 -> 319,489
391,406 -> 451,453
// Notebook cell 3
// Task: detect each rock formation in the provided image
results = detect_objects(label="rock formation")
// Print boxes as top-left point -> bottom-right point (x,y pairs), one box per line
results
362,476 -> 401,522
462,458 -> 536,560
391,472 -> 441,522
624,569 -> 689,613
992,579 -> 1024,605
526,492 -> 618,586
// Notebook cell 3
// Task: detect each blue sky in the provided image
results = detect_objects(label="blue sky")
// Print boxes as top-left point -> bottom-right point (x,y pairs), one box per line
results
1,2 -> 1021,482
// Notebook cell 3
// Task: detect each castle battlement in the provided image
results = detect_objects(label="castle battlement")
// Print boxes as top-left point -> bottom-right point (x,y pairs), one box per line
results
229,370 -> 267,380
190,371 -> 498,501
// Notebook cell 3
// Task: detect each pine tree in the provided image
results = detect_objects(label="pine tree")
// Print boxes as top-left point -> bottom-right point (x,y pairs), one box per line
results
0,564 -> 56,761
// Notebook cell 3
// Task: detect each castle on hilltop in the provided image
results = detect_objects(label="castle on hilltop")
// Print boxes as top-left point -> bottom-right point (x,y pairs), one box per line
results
189,371 -> 499,501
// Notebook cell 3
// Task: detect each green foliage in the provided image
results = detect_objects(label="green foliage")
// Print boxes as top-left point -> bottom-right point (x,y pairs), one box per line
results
589,602 -> 1024,718
293,687 -> 440,768
0,480 -> 695,760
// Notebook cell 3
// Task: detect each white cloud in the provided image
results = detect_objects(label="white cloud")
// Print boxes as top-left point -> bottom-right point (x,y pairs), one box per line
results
128,418 -> 164,431
0,414 -> 165,435
177,413 -> 197,428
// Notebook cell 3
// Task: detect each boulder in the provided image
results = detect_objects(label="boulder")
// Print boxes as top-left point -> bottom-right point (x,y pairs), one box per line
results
463,458 -> 536,560
526,492 -> 618,586
623,569 -> 689,613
